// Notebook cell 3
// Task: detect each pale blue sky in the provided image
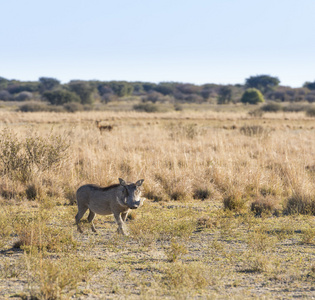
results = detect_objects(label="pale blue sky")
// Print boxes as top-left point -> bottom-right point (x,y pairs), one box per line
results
1,0 -> 315,87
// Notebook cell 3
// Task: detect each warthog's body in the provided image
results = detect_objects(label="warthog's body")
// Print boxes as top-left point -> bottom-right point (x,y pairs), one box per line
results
75,178 -> 144,235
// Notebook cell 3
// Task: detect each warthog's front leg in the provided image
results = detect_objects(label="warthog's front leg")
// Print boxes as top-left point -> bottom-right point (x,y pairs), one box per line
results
121,211 -> 129,222
113,212 -> 128,235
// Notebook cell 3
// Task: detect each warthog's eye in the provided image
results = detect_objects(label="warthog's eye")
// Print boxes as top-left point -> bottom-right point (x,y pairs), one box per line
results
122,186 -> 129,197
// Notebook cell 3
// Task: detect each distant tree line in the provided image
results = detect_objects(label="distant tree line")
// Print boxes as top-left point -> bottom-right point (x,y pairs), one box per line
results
1,75 -> 315,107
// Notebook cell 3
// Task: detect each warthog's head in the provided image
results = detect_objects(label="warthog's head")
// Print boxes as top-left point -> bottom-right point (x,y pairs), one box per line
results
119,178 -> 144,209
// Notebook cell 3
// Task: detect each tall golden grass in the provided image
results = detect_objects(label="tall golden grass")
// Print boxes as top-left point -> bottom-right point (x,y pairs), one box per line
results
0,110 -> 314,214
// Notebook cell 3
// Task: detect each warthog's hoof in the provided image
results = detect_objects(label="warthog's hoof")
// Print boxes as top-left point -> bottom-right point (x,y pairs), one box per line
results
117,227 -> 129,236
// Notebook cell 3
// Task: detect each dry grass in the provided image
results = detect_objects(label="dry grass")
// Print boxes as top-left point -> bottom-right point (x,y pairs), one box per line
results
0,110 -> 314,299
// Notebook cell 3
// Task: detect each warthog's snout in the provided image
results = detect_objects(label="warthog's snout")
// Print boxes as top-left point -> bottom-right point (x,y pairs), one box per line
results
129,202 -> 140,209
75,178 -> 144,235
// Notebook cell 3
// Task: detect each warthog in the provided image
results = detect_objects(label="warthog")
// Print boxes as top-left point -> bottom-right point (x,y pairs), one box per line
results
75,178 -> 144,235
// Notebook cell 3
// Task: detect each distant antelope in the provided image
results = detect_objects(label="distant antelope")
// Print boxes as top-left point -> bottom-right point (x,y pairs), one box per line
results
75,178 -> 144,235
96,120 -> 113,133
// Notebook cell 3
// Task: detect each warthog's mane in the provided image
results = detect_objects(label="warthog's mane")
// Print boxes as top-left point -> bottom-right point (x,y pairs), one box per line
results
90,183 -> 120,191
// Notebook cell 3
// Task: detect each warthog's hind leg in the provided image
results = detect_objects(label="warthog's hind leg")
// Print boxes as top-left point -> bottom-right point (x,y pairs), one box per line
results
88,210 -> 96,232
75,206 -> 88,233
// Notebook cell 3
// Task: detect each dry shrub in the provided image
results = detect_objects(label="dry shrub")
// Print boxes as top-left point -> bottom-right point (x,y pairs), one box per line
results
240,125 -> 272,137
248,108 -> 264,117
223,193 -> 247,212
167,122 -> 202,140
163,262 -> 209,289
143,189 -> 165,202
251,196 -> 281,216
25,180 -> 46,201
240,252 -> 274,273
0,128 -> 70,184
14,219 -> 77,252
0,180 -> 25,200
25,255 -> 100,300
153,172 -> 192,201
64,185 -> 77,205
284,194 -> 315,215
193,187 -> 212,200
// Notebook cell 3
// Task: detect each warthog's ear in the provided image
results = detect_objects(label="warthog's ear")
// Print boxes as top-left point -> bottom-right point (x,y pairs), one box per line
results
119,178 -> 127,186
135,179 -> 144,187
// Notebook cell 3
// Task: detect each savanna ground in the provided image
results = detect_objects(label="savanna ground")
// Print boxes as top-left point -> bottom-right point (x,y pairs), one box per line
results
0,107 -> 314,299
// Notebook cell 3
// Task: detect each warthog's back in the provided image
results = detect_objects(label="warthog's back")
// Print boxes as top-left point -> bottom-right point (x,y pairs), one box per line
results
76,184 -> 121,215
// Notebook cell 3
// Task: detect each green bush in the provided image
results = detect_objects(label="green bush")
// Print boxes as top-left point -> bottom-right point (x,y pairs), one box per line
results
283,103 -> 309,112
43,89 -> 80,105
133,102 -> 160,113
306,106 -> 315,117
241,88 -> 265,104
261,102 -> 282,112
18,102 -> 52,112
63,102 -> 84,112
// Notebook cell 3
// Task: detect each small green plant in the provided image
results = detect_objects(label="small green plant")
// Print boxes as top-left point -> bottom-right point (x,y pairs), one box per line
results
165,239 -> 188,262
196,216 -> 217,231
300,227 -> 315,244
247,227 -> 276,252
